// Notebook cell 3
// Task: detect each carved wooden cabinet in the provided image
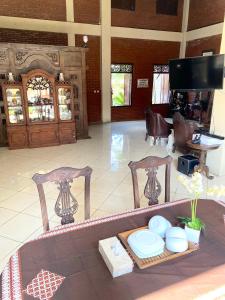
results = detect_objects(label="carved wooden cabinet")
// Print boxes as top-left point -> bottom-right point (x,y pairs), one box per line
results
0,44 -> 88,147
2,69 -> 76,149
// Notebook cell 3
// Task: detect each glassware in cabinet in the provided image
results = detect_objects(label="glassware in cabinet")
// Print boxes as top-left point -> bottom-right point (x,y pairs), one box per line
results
5,88 -> 24,125
57,87 -> 73,121
26,75 -> 55,123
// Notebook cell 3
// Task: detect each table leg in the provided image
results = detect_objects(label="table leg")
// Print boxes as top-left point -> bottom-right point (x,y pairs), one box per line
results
204,165 -> 214,180
194,150 -> 214,179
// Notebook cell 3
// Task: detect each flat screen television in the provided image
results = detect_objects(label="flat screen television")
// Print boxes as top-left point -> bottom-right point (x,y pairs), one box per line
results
169,54 -> 224,90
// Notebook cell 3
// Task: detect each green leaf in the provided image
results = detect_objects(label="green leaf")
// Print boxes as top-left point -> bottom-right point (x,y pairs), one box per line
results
187,217 -> 205,230
177,216 -> 205,230
177,216 -> 191,225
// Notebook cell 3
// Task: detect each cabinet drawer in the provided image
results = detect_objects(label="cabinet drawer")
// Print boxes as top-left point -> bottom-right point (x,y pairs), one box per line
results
7,126 -> 28,149
28,125 -> 59,148
59,122 -> 76,144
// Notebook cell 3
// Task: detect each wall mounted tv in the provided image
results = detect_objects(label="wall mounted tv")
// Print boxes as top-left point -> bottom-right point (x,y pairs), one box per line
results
169,54 -> 224,90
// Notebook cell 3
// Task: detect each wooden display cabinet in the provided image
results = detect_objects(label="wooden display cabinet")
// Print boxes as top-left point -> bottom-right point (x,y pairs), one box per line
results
2,69 -> 76,149
2,83 -> 28,149
56,83 -> 76,144
22,69 -> 59,148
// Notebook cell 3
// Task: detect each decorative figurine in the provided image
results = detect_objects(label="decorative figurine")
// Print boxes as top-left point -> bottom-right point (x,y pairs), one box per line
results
59,73 -> 65,82
82,35 -> 88,48
8,72 -> 15,83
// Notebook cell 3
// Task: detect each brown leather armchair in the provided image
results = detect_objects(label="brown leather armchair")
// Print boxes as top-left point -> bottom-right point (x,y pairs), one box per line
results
145,108 -> 171,145
173,112 -> 198,153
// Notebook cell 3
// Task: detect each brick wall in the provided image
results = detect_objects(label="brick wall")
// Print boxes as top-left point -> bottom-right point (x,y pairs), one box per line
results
74,0 -> 100,24
0,28 -> 68,46
0,0 -> 66,21
186,35 -> 222,57
111,38 -> 180,121
75,35 -> 101,123
74,36 -> 180,123
188,0 -> 225,30
112,0 -> 184,32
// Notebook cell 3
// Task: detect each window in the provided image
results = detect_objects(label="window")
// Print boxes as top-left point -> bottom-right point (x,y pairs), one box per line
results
111,0 -> 135,11
111,64 -> 132,107
152,65 -> 170,105
156,0 -> 178,16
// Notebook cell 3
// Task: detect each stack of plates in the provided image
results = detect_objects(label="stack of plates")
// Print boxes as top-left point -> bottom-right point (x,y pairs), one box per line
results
127,229 -> 165,259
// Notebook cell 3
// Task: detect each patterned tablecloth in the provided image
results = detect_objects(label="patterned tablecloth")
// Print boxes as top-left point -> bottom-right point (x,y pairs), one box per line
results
1,199 -> 225,300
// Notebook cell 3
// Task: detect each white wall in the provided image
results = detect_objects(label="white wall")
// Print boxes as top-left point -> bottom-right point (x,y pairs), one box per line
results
206,18 -> 225,175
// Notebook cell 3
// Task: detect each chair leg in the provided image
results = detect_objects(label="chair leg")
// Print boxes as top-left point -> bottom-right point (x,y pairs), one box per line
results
153,137 -> 157,145
145,132 -> 148,141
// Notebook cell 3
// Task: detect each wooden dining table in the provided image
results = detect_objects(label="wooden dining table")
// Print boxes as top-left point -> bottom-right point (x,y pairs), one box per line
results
1,199 -> 225,300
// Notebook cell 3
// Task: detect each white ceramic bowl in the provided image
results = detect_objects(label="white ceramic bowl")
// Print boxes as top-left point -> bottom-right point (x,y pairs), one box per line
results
148,215 -> 172,238
166,237 -> 188,253
166,227 -> 187,240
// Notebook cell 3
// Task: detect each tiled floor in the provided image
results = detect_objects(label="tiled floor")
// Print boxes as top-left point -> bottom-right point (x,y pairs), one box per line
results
0,121 -> 224,273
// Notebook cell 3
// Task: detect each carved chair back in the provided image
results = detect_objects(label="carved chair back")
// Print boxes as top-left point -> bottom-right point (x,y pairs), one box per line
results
32,166 -> 92,232
128,156 -> 172,208
145,108 -> 171,144
173,112 -> 198,153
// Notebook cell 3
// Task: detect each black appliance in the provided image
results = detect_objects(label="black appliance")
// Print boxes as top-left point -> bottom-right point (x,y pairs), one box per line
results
169,54 -> 224,90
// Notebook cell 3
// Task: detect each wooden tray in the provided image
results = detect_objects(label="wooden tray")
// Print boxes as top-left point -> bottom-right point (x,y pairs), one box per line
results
118,226 -> 199,269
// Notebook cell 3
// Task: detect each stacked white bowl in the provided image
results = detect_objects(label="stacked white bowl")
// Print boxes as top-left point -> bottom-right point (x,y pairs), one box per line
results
127,215 -> 188,259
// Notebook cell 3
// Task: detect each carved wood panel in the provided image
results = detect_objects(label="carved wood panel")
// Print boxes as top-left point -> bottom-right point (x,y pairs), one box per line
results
7,126 -> 28,149
28,124 -> 59,148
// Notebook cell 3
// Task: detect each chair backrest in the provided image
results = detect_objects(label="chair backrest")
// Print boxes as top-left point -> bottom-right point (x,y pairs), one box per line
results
173,112 -> 198,148
128,155 -> 172,208
155,113 -> 171,137
32,166 -> 92,232
145,107 -> 156,136
145,108 -> 170,139
173,111 -> 184,123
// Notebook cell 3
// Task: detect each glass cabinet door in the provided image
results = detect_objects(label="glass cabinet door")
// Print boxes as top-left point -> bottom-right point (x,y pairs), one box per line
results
57,87 -> 73,121
26,76 -> 55,123
6,88 -> 24,124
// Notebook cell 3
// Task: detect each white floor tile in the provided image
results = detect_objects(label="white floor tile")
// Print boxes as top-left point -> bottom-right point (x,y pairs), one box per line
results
0,235 -> 22,260
0,213 -> 42,242
0,208 -> 19,226
0,120 -> 223,273
0,191 -> 38,212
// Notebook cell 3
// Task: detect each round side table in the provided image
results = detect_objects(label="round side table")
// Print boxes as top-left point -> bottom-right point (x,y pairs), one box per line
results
186,140 -> 220,179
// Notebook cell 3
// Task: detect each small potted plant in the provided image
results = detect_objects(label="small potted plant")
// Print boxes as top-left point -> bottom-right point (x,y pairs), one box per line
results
177,172 -> 205,244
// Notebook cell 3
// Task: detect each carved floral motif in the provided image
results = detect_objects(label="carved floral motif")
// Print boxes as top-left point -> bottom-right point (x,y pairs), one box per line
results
0,51 -> 7,64
46,52 -> 59,64
15,51 -> 28,64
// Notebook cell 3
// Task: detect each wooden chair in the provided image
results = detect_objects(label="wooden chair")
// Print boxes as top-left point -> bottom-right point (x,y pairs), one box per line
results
145,108 -> 171,144
32,166 -> 92,232
173,112 -> 198,153
128,156 -> 172,208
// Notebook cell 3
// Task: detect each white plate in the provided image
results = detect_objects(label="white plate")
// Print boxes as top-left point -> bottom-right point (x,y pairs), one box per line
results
128,229 -> 165,259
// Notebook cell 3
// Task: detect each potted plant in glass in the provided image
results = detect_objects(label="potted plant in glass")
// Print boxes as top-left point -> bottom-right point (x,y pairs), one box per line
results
177,172 -> 205,244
